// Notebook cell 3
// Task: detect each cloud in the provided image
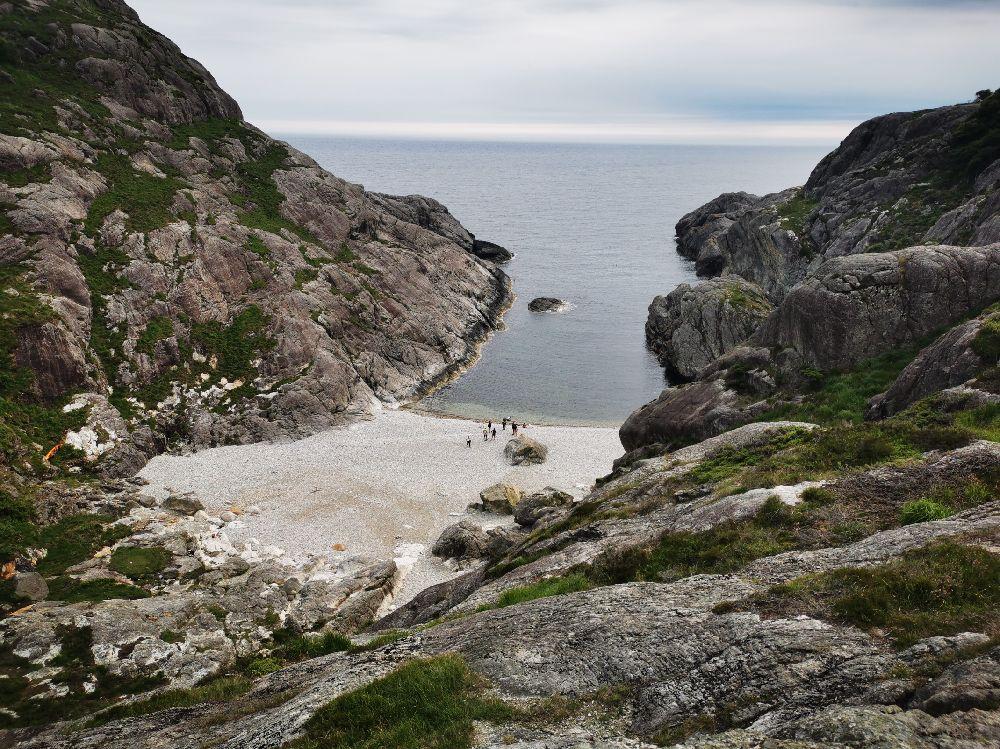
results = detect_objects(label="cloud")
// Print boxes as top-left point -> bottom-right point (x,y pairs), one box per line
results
129,0 -> 999,143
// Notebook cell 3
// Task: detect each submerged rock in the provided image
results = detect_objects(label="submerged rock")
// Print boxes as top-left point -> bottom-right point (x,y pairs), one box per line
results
504,435 -> 549,465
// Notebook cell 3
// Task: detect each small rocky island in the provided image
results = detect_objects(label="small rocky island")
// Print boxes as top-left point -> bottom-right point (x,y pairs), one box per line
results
527,296 -> 568,312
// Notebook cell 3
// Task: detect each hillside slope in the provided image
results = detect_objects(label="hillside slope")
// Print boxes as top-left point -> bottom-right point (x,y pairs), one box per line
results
0,0 -> 512,482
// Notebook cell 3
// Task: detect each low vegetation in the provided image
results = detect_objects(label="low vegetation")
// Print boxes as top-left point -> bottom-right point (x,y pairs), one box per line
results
727,541 -> 1000,647
108,546 -> 172,581
86,675 -> 251,727
289,655 -> 515,749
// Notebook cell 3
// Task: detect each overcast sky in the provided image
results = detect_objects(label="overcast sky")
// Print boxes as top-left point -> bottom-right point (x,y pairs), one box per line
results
130,0 -> 999,144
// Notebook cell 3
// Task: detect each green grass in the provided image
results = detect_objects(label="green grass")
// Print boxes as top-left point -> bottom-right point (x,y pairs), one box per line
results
294,268 -> 319,289
488,573 -> 594,610
591,496 -> 800,585
761,345 -> 926,425
686,428 -> 812,486
108,546 -> 172,580
738,541 -> 1000,647
190,304 -> 275,384
972,316 -> 1000,365
46,576 -> 150,603
86,676 -> 251,727
35,514 -> 130,576
899,498 -> 953,525
234,143 -> 317,242
290,655 -> 515,749
270,631 -> 352,661
723,282 -> 771,314
84,153 -> 186,235
136,316 -> 174,356
776,189 -> 819,254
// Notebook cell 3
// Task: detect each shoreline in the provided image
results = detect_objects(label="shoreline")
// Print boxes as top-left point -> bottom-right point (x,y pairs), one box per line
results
138,409 -> 621,609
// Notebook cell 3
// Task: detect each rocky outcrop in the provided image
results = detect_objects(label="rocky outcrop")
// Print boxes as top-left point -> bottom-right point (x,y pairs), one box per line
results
513,487 -> 574,527
528,297 -> 568,313
674,94 -> 1000,300
624,244 -> 1000,451
504,435 -> 549,465
646,277 -> 773,381
867,311 -> 997,418
752,244 -> 1000,371
0,0 -> 512,479
431,520 -> 491,561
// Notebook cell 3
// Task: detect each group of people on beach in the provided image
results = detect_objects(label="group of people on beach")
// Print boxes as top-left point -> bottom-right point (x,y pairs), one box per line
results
465,417 -> 528,448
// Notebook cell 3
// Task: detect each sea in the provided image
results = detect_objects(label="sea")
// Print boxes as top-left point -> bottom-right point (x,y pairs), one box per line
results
280,136 -> 830,426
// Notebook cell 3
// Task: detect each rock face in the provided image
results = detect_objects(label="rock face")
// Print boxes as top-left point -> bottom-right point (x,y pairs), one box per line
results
504,435 -> 549,465
0,0 -> 512,478
528,297 -> 567,313
867,311 -> 997,419
753,244 -> 1000,372
674,95 -> 1000,301
646,276 -> 774,381
623,243 -> 1000,452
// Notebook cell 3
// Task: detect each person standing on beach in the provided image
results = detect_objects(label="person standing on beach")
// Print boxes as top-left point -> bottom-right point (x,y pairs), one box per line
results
466,436 -> 472,448
512,422 -> 518,436
488,420 -> 493,433
491,427 -> 497,441
502,417 -> 508,431
483,425 -> 489,441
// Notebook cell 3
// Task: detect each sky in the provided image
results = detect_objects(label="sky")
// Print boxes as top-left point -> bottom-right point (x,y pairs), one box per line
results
129,0 -> 999,145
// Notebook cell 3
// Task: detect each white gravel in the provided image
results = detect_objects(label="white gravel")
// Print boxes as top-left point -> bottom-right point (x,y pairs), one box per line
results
139,409 -> 620,607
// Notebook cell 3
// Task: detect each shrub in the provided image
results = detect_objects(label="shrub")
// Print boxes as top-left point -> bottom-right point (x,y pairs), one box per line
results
87,676 -> 251,727
972,316 -> 1000,365
271,630 -> 352,661
291,655 -> 514,749
899,498 -> 953,525
491,573 -> 593,610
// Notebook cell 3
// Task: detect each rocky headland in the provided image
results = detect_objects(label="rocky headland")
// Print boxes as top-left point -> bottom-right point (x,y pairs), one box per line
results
2,2 -> 1000,748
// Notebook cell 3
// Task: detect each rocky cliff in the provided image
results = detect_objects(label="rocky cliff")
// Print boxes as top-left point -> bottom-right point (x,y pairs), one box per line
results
2,4 -> 999,748
0,0 -> 512,482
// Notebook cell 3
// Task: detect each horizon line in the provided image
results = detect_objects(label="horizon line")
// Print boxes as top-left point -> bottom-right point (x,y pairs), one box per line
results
254,117 -> 860,147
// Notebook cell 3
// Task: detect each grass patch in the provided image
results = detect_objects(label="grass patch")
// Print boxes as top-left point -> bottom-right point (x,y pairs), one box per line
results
108,546 -> 172,580
86,676 -> 251,727
899,498 -> 953,525
136,315 -> 174,356
732,541 -> 1000,647
270,630 -> 352,661
190,304 -> 275,384
488,573 -> 593,610
84,153 -> 185,235
761,344 -> 925,425
289,655 -> 515,749
972,316 -> 1000,365
723,282 -> 771,314
36,514 -> 131,576
294,268 -> 319,289
46,576 -> 150,603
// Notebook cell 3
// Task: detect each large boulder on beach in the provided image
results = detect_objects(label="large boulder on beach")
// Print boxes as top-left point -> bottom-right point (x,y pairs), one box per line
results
471,483 -> 524,514
528,297 -> 567,313
513,487 -> 574,527
504,435 -> 549,465
646,277 -> 774,381
431,521 -> 491,561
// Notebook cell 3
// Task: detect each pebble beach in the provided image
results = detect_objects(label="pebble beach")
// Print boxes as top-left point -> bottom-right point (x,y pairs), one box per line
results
139,408 -> 621,606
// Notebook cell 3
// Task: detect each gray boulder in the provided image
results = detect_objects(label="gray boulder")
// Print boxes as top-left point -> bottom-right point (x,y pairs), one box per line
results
14,571 -> 48,602
162,494 -> 205,515
504,435 -> 549,465
513,487 -> 574,527
472,238 -> 513,263
646,277 -> 774,381
431,521 -> 491,561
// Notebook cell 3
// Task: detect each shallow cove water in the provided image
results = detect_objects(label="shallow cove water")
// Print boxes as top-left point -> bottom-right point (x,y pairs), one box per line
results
283,137 -> 829,425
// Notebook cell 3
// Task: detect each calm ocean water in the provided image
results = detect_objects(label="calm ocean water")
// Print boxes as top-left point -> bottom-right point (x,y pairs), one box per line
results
281,136 -> 829,426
